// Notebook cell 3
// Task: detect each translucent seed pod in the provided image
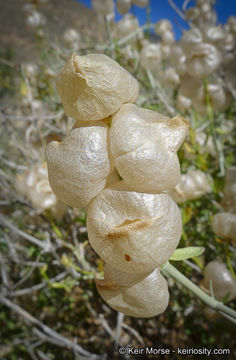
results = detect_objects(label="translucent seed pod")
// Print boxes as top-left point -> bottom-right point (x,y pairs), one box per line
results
155,19 -> 172,36
14,163 -> 66,216
201,260 -> 236,302
132,0 -> 148,7
87,189 -> 182,274
116,0 -> 132,14
185,43 -> 221,79
192,84 -> 231,114
161,30 -> 175,45
56,53 -> 139,121
180,28 -> 203,52
221,167 -> 236,214
164,67 -> 180,86
96,264 -> 169,317
92,0 -> 114,16
63,29 -> 81,50
169,170 -> 212,203
26,11 -> 46,28
161,44 -> 171,60
202,25 -> 225,45
46,126 -> 111,209
114,14 -> 141,40
185,7 -> 200,21
195,132 -> 216,157
212,213 -> 236,246
170,46 -> 186,75
227,16 -> 236,35
23,63 -> 39,79
177,94 -> 192,112
140,43 -> 162,70
110,103 -> 189,193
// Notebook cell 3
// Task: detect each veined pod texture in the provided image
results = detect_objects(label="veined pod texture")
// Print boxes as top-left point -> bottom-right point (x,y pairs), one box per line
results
212,213 -> 236,246
86,189 -> 182,274
96,264 -> 169,317
110,103 -> 189,193
46,126 -> 111,209
56,53 -> 139,121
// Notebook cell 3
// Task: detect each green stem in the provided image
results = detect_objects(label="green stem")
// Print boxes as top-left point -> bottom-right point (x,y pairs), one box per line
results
161,262 -> 236,323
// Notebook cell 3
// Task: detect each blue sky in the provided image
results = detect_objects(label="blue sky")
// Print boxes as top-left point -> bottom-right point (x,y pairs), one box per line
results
75,0 -> 236,39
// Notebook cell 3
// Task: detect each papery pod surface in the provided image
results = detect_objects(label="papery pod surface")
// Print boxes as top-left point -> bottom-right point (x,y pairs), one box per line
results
46,126 -> 111,209
96,264 -> 169,317
92,0 -> 114,16
170,170 -> 212,203
212,213 -> 236,245
116,0 -> 131,14
87,189 -> 182,274
56,53 -> 139,121
110,103 -> 189,193
201,260 -> 236,301
185,43 -> 221,78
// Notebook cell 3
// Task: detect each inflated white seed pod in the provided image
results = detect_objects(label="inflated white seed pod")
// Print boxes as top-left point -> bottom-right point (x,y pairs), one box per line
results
155,20 -> 172,36
63,29 -> 81,49
185,7 -> 200,21
116,0 -> 131,14
56,53 -> 139,121
26,11 -> 46,28
192,84 -> 231,114
161,44 -> 171,60
180,28 -> 203,51
169,170 -> 212,203
195,132 -> 216,157
14,163 -> 66,216
201,260 -> 236,301
96,264 -> 169,317
46,126 -> 111,209
227,16 -> 236,35
114,14 -> 140,40
170,46 -> 186,75
120,45 -> 140,63
161,30 -> 175,45
177,95 -> 192,111
212,213 -> 236,246
110,103 -> 189,193
92,0 -> 114,16
132,0 -> 148,7
164,67 -> 180,86
140,43 -> 162,70
202,25 -> 225,45
185,43 -> 221,79
221,167 -> 236,214
87,189 -> 182,274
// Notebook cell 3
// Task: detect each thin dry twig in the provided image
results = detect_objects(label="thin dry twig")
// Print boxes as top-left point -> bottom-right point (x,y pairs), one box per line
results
0,296 -> 102,359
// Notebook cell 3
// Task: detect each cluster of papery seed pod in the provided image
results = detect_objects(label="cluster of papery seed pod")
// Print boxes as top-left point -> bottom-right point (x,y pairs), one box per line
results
212,167 -> 236,247
14,162 -> 67,217
104,0 -> 235,118
92,0 -> 148,24
46,53 -> 189,317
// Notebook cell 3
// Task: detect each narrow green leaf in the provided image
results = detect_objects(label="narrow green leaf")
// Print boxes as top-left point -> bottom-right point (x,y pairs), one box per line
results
170,247 -> 204,261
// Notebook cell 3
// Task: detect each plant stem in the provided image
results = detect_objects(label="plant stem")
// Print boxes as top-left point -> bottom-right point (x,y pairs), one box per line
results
161,261 -> 236,323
